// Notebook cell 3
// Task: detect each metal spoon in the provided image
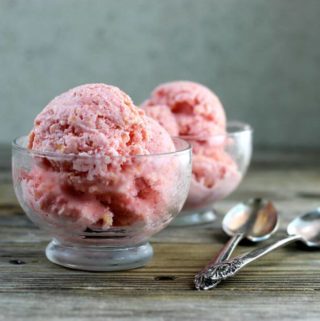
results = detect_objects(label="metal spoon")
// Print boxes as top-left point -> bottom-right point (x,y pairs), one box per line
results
195,209 -> 320,289
194,198 -> 279,290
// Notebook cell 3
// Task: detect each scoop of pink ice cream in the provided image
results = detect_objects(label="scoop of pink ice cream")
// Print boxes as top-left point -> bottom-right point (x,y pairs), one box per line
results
142,81 -> 226,138
142,81 -> 241,209
29,83 -> 174,156
22,83 -> 177,231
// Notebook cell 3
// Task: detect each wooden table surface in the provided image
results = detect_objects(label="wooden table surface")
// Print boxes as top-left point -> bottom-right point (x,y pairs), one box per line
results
1,154 -> 320,321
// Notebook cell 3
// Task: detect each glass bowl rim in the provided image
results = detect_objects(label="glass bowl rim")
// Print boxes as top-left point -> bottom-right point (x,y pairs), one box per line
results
12,136 -> 192,160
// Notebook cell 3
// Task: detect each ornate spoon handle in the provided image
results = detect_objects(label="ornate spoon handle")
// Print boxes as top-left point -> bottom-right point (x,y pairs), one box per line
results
194,233 -> 244,290
213,233 -> 244,263
195,234 -> 301,288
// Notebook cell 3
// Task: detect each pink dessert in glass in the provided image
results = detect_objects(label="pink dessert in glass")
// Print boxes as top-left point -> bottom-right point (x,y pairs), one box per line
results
13,83 -> 192,270
142,81 -> 252,225
25,83 -> 178,230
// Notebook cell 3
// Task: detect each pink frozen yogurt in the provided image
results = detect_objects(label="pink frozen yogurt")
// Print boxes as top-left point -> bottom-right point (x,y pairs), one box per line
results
22,83 -> 177,230
142,81 -> 241,210
142,81 -> 226,137
29,83 -> 174,156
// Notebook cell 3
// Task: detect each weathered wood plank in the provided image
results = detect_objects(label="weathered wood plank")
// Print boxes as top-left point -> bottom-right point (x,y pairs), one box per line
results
0,292 -> 319,321
1,240 -> 320,293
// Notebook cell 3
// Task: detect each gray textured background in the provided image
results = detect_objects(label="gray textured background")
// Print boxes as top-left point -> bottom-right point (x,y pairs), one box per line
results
0,0 -> 319,150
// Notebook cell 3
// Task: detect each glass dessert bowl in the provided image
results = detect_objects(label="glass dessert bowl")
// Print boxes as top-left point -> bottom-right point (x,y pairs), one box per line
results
173,121 -> 252,226
12,136 -> 191,271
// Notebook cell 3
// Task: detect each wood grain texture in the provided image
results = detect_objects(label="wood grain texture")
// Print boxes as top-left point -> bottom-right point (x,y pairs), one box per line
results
0,163 -> 320,321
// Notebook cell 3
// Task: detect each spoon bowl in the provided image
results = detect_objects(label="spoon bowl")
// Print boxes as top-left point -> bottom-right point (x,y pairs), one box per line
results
222,198 -> 279,242
287,209 -> 320,247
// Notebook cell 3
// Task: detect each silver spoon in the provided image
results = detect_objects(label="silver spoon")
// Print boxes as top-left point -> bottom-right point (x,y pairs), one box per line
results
194,198 -> 279,290
195,209 -> 320,289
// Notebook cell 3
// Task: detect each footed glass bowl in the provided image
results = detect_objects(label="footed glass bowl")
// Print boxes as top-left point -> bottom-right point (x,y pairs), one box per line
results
173,121 -> 252,226
12,137 -> 191,271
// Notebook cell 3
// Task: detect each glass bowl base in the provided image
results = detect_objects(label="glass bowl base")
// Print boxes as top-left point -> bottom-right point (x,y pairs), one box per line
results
46,239 -> 153,271
172,209 -> 216,226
